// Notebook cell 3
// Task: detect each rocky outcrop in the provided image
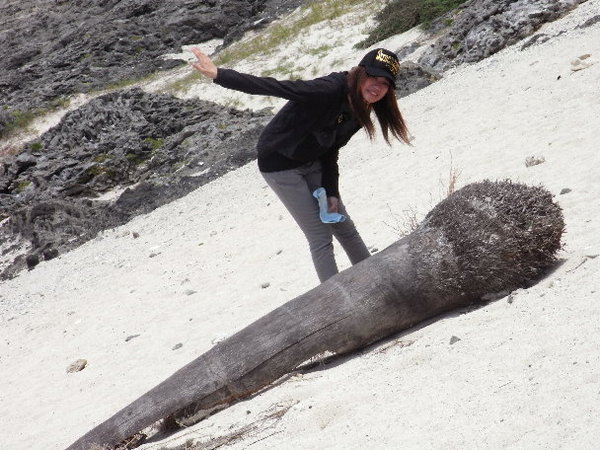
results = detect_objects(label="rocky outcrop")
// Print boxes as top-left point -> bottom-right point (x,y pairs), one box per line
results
415,0 -> 588,72
395,61 -> 442,98
0,0 -> 305,137
392,0 -> 587,96
0,88 -> 271,279
0,0 -> 309,278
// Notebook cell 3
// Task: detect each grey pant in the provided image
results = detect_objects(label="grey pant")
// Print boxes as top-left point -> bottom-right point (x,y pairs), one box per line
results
262,161 -> 370,282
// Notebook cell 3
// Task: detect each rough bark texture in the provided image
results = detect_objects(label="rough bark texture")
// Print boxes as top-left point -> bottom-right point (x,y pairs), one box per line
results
67,180 -> 564,450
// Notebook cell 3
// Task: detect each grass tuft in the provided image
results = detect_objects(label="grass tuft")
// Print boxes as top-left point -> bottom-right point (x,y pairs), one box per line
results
143,137 -> 164,150
356,0 -> 468,49
0,97 -> 71,140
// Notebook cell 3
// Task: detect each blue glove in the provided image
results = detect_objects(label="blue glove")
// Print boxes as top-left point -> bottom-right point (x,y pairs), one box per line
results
313,187 -> 346,223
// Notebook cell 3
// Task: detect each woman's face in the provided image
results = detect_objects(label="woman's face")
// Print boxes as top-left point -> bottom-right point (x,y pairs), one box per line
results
360,76 -> 390,104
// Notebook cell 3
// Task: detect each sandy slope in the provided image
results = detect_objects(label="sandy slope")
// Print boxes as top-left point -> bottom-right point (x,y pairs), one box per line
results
1,1 -> 599,449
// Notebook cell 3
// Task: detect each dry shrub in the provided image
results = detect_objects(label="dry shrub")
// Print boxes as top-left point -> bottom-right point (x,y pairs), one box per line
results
443,164 -> 461,197
384,203 -> 421,237
386,163 -> 461,237
357,0 -> 469,48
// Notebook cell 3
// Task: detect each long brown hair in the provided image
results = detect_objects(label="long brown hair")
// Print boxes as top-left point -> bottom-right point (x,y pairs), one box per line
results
347,66 -> 410,145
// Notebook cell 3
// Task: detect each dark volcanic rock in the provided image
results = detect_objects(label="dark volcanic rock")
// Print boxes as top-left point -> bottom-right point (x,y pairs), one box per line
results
414,0 -> 587,72
0,88 -> 271,279
578,13 -> 600,27
390,0 -> 587,95
0,0 -> 305,138
395,62 -> 442,98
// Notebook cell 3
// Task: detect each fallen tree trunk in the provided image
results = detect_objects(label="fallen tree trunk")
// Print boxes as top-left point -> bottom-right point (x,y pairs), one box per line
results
67,180 -> 564,450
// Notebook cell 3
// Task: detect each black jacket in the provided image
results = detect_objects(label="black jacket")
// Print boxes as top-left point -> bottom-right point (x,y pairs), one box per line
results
214,68 -> 361,198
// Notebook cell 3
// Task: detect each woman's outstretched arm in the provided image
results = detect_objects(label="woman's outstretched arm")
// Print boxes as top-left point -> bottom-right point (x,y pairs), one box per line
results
190,47 -> 218,79
190,47 -> 342,103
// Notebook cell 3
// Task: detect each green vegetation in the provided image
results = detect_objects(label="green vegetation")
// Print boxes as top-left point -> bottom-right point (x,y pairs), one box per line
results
261,63 -> 301,79
85,164 -> 118,178
85,164 -> 106,176
0,97 -> 70,140
15,180 -> 31,193
28,142 -> 44,151
104,74 -> 153,91
306,44 -> 334,56
3,110 -> 37,137
222,97 -> 244,110
143,137 -> 164,150
166,71 -> 202,94
125,152 -> 146,165
356,0 -> 468,48
92,153 -> 111,163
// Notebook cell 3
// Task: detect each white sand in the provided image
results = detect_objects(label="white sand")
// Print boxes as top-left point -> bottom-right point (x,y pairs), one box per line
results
1,1 -> 600,449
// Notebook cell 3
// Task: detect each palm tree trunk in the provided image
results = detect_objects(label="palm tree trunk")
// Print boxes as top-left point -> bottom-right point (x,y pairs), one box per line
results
67,180 -> 564,450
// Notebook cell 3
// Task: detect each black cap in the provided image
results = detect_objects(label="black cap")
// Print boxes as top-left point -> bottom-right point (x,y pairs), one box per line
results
358,48 -> 400,87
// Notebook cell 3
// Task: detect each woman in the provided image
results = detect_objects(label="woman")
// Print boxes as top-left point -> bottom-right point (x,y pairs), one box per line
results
191,47 -> 410,282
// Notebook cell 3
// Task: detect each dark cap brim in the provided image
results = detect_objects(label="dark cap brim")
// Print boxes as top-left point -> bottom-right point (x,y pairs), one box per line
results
364,66 -> 396,88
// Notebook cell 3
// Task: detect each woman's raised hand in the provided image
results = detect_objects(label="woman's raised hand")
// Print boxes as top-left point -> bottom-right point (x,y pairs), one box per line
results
190,48 -> 218,79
